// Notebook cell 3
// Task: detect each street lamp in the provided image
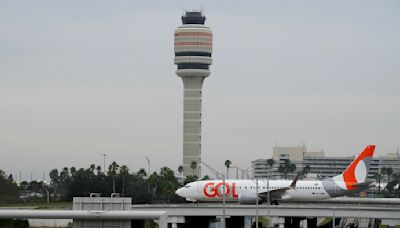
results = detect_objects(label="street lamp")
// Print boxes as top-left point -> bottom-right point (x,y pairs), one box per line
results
102,154 -> 108,174
256,178 -> 259,228
145,156 -> 151,203
201,161 -> 226,228
222,174 -> 226,228
145,156 -> 151,175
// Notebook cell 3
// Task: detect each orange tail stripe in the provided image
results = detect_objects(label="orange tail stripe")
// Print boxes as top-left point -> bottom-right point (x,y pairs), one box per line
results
343,145 -> 375,190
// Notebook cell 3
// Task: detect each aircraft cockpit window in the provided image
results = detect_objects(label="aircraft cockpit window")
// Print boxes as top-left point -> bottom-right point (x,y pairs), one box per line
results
185,185 -> 191,188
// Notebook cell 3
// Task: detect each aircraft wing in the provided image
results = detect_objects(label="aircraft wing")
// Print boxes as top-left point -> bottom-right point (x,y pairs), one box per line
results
259,187 -> 289,199
258,176 -> 298,201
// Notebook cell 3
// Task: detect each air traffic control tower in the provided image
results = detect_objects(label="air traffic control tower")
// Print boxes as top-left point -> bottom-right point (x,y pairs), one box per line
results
174,11 -> 213,177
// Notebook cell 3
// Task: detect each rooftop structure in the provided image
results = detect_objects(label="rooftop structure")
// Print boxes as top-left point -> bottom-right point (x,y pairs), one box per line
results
252,146 -> 400,181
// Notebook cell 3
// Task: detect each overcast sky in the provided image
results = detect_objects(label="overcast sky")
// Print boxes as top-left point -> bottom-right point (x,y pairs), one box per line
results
1,1 -> 399,181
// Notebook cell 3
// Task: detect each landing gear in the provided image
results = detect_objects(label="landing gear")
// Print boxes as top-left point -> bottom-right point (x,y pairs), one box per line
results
271,200 -> 279,205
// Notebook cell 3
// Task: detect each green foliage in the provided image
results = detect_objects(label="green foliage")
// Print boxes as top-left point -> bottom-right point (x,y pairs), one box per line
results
201,175 -> 211,180
147,220 -> 159,228
0,219 -> 29,228
47,163 -> 185,203
137,168 -> 147,178
298,165 -> 311,179
277,159 -> 297,179
0,169 -> 19,204
379,167 -> 400,197
267,159 -> 275,167
184,175 -> 198,185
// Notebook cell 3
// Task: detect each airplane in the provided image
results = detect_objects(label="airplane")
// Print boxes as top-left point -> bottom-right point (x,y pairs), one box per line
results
175,145 -> 376,204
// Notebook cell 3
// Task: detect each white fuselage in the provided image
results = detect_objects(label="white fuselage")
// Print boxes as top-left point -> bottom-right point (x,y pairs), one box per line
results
177,179 -> 339,202
176,146 -> 376,203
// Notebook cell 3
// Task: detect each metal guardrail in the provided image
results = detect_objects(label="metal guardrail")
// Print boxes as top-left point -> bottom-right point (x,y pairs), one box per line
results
132,204 -> 400,219
0,210 -> 168,228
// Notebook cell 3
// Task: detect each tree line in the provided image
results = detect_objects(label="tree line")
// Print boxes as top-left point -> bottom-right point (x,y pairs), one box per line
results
48,162 -> 194,203
0,170 -> 18,204
2,160 -> 400,205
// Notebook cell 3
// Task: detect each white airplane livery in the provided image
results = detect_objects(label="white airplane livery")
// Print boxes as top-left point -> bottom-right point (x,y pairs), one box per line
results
175,145 -> 376,204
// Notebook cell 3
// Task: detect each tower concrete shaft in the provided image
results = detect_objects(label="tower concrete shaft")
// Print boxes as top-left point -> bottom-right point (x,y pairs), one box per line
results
174,11 -> 212,177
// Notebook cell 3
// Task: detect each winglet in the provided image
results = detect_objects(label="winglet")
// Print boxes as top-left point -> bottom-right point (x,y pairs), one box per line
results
290,175 -> 299,188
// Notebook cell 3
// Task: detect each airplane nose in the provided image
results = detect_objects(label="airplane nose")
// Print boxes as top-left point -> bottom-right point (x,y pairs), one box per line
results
175,187 -> 185,197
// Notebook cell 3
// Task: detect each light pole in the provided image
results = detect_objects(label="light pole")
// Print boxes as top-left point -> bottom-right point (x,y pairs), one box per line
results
201,161 -> 225,228
231,163 -> 245,179
268,163 -> 272,227
145,156 -> 151,175
267,179 -> 270,227
256,178 -> 259,228
145,156 -> 151,203
222,174 -> 226,228
102,153 -> 108,174
232,163 -> 250,180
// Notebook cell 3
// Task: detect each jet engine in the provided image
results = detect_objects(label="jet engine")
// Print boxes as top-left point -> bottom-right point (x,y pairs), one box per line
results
238,193 -> 261,204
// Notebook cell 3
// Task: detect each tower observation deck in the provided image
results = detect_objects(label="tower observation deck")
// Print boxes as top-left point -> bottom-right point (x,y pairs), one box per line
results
174,11 -> 213,177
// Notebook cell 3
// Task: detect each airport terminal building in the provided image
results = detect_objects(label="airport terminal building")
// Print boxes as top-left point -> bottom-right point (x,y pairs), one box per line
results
252,145 -> 400,181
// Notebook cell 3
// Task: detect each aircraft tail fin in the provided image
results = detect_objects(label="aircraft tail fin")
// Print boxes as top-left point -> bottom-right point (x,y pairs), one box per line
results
333,145 -> 375,190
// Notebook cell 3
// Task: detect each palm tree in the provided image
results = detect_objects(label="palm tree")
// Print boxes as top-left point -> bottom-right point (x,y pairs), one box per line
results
148,172 -> 159,200
374,172 -> 383,193
386,167 -> 394,185
60,167 -> 70,183
96,166 -> 102,175
225,160 -> 232,179
108,161 -> 120,193
302,165 -> 311,178
190,161 -> 197,177
69,167 -> 77,177
277,165 -> 285,179
289,163 -> 297,177
278,159 -> 296,179
266,159 -> 275,179
137,168 -> 147,178
89,164 -> 96,172
177,165 -> 184,177
119,165 -> 129,196
381,167 -> 387,174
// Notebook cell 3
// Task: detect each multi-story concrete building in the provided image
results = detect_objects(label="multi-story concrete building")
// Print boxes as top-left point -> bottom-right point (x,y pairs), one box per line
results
252,145 -> 400,182
174,11 -> 213,177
